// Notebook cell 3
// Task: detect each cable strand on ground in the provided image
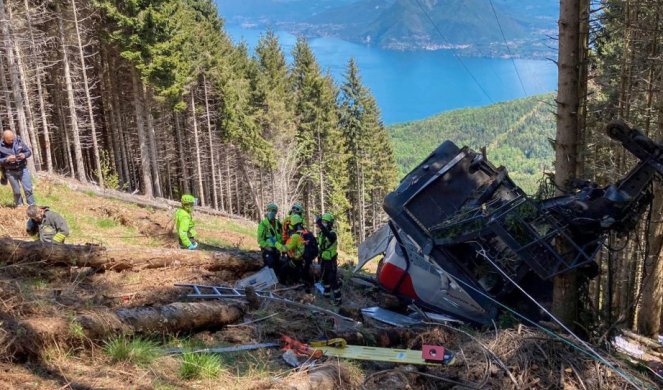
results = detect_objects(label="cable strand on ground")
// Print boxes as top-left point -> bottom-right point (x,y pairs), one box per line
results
453,242 -> 652,389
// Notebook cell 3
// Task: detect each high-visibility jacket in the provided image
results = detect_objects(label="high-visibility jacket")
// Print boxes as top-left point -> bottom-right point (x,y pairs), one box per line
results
175,207 -> 197,247
257,217 -> 282,248
277,231 -> 305,260
26,209 -> 69,244
318,228 -> 338,261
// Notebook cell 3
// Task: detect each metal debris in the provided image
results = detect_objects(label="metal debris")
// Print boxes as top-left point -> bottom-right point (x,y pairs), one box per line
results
282,349 -> 301,367
235,266 -> 278,290
177,283 -> 362,330
163,342 -> 280,355
361,306 -> 422,327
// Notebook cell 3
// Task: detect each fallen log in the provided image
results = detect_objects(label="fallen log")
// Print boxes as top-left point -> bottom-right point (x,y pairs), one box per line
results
3,301 -> 245,360
0,238 -> 262,273
622,330 -> 663,352
37,172 -> 249,221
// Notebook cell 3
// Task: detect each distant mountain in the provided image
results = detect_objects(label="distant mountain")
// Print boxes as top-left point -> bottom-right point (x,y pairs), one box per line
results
215,0 -> 358,25
388,94 -> 556,193
215,0 -> 558,58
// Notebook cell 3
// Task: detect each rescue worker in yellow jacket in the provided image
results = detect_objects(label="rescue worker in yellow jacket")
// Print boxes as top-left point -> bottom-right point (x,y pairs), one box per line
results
26,205 -> 69,244
276,213 -> 306,285
176,194 -> 198,249
257,203 -> 283,270
316,213 -> 341,304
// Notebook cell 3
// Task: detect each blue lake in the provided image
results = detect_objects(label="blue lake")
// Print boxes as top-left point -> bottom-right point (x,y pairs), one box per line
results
225,25 -> 558,125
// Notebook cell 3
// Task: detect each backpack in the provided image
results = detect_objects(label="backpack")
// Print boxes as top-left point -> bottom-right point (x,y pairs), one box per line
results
301,229 -> 318,260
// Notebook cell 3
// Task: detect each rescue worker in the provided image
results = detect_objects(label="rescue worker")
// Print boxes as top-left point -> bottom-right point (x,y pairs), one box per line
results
176,194 -> 199,250
257,203 -> 283,270
0,130 -> 34,206
281,202 -> 305,243
26,205 -> 69,244
316,213 -> 341,304
276,213 -> 306,285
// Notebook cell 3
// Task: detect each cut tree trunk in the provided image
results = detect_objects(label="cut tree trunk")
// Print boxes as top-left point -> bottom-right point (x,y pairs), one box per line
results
76,301 -> 246,338
0,238 -> 261,273
2,301 -> 245,360
37,172 -> 248,220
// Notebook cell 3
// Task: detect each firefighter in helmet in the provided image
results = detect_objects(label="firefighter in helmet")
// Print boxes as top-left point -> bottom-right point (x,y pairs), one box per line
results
257,203 -> 283,269
276,213 -> 306,284
176,194 -> 198,249
316,212 -> 341,304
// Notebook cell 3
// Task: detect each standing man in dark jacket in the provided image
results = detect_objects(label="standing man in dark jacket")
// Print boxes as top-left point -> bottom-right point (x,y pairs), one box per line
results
0,130 -> 34,206
26,205 -> 70,244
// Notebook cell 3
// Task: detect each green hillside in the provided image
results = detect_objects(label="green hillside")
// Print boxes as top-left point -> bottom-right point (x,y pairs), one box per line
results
388,94 -> 556,193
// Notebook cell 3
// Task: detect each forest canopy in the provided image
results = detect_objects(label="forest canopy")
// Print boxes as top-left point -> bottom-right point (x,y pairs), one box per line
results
0,0 -> 397,248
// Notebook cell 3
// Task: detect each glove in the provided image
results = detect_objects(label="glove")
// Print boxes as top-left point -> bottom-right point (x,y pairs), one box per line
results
188,242 -> 198,250
53,233 -> 66,243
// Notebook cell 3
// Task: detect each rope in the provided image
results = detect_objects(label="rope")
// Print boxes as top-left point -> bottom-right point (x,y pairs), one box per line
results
488,0 -> 528,95
411,0 -> 494,103
454,242 -> 652,389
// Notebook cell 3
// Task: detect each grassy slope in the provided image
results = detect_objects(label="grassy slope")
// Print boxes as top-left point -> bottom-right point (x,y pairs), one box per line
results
388,94 -> 556,193
0,176 -> 257,251
0,175 -> 374,390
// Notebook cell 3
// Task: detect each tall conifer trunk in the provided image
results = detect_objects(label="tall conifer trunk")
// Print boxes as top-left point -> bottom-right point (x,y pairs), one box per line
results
190,92 -> 205,205
174,111 -> 189,194
552,0 -> 584,325
203,76 -> 218,209
58,7 -> 85,181
71,0 -> 101,186
1,0 -> 36,173
0,56 -> 17,134
144,87 -> 162,197
24,0 -> 52,172
132,69 -> 153,197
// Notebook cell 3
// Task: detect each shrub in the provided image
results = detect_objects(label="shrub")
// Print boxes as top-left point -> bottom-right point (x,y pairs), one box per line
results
179,353 -> 222,380
104,336 -> 160,366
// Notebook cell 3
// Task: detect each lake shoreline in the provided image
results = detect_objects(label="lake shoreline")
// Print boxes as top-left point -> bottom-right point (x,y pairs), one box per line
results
225,24 -> 558,125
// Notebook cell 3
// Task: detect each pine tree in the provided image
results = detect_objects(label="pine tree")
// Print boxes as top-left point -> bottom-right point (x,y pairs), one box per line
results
250,30 -> 297,210
291,38 -> 352,244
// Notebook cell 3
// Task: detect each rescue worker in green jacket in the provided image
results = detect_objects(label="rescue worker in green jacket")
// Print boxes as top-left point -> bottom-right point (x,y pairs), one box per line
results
276,213 -> 306,285
26,205 -> 69,244
281,202 -> 305,243
176,194 -> 199,250
257,203 -> 283,270
316,212 -> 341,304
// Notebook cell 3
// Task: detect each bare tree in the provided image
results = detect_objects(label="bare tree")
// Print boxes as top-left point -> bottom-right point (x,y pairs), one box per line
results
57,4 -> 85,181
0,0 -> 35,172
